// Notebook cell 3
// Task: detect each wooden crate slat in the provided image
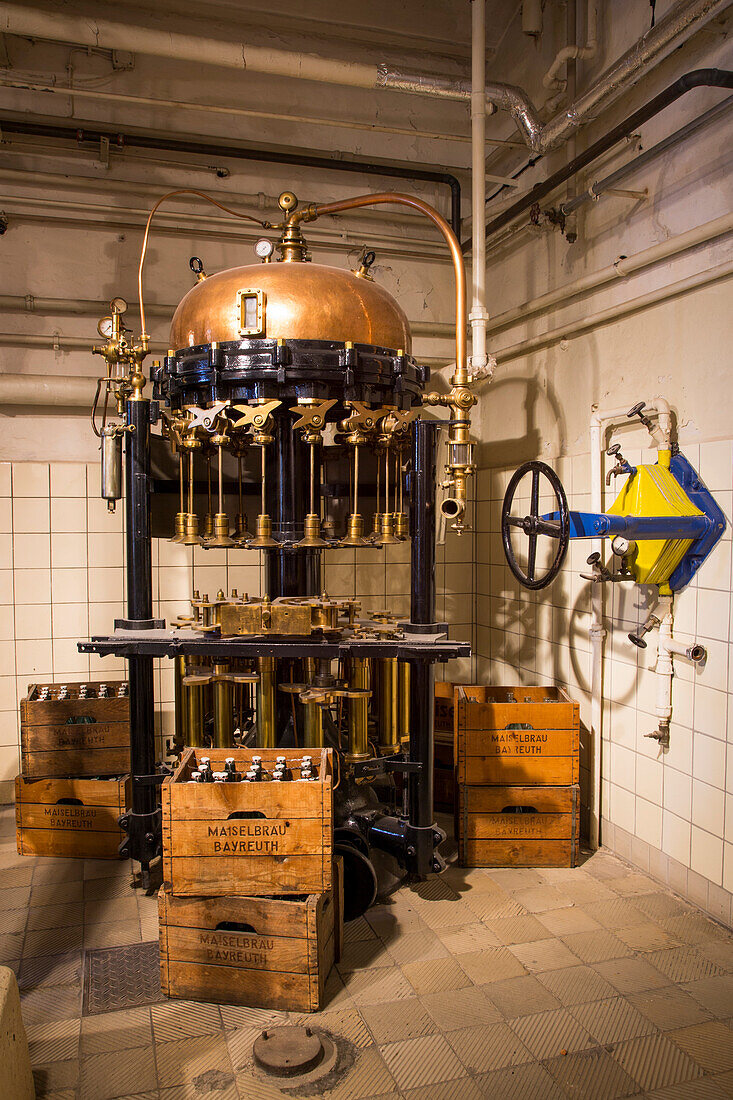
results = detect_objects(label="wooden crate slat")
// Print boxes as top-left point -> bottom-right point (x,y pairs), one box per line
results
458,784 -> 579,869
158,872 -> 338,1012
163,748 -> 333,898
15,774 -> 129,860
460,838 -> 577,867
457,757 -> 579,786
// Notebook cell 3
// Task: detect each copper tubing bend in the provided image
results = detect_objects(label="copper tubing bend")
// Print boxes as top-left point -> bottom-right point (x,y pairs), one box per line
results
296,192 -> 467,384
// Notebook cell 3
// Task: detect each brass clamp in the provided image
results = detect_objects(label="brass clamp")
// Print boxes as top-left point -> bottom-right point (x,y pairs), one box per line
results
289,398 -> 337,432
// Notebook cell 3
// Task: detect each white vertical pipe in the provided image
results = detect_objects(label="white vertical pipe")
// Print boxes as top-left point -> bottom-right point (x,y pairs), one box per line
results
469,0 -> 490,376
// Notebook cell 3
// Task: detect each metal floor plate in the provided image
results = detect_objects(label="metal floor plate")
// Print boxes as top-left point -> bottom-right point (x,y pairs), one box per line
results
82,941 -> 163,1016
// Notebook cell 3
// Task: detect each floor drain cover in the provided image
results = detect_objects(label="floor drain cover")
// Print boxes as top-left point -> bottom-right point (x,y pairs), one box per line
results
82,941 -> 163,1016
254,1026 -> 326,1077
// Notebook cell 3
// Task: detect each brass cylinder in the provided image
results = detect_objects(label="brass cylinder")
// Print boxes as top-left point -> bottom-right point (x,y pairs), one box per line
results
378,657 -> 399,754
187,682 -> 203,746
213,663 -> 233,748
257,656 -> 276,748
302,657 -> 324,749
174,655 -> 187,749
347,657 -> 370,762
398,660 -> 410,747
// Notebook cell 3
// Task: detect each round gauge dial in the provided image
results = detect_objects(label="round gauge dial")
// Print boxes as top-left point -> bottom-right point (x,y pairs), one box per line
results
97,316 -> 115,339
255,238 -> 274,259
109,296 -> 128,315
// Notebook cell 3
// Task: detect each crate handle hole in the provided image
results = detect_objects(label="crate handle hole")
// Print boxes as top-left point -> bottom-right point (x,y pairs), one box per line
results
65,715 -> 96,725
56,797 -> 83,806
227,811 -> 266,821
505,723 -> 533,730
215,921 -> 257,933
501,805 -> 538,814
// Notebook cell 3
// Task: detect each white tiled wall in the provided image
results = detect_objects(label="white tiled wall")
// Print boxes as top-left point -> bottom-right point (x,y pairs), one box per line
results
475,437 -> 733,927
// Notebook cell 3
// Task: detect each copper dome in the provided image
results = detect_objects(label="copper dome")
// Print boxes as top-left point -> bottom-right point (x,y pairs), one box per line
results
169,261 -> 412,353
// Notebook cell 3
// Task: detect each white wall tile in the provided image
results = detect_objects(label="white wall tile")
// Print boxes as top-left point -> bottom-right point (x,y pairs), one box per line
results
50,532 -> 86,569
12,463 -> 49,497
12,533 -> 49,570
692,779 -> 725,839
50,497 -> 87,534
0,463 -> 10,497
693,732 -> 727,789
699,440 -> 732,491
14,604 -> 52,642
691,826 -> 723,885
13,569 -> 50,606
12,497 -> 49,534
52,568 -> 88,604
50,462 -> 87,499
663,810 -> 691,864
697,588 -> 730,642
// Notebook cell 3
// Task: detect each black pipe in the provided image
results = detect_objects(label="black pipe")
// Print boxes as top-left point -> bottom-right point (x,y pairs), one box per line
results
122,397 -> 158,873
562,93 -> 733,216
410,419 -> 438,627
407,419 -> 439,877
264,412 -> 321,599
0,115 -> 463,238
462,69 -> 733,249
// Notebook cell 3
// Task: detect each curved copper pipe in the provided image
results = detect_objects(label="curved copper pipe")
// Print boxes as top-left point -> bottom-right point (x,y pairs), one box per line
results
299,192 -> 467,383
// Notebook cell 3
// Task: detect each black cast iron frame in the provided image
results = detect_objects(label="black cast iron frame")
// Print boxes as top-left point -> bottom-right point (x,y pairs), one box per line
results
81,407 -> 468,881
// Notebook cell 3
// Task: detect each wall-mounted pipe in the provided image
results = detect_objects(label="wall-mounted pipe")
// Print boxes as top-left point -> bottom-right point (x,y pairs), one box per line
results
562,94 -> 733,216
493,260 -> 733,364
0,117 -> 463,237
543,0 -> 598,91
0,0 -> 726,155
0,293 -> 455,340
469,0 -> 490,378
472,69 -> 733,249
487,212 -> 733,335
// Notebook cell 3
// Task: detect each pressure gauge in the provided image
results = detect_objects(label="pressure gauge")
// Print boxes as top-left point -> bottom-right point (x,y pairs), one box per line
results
110,296 -> 128,315
254,238 -> 274,261
611,534 -> 636,557
97,316 -> 115,338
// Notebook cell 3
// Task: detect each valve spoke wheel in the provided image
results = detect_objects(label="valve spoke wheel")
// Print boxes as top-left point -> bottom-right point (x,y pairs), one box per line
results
501,461 -> 570,590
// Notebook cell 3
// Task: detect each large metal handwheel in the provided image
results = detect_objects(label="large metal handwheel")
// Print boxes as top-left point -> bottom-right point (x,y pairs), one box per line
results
501,461 -> 570,590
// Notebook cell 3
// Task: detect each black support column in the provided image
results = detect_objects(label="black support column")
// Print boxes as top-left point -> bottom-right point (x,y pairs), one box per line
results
120,395 -> 160,876
407,419 -> 442,877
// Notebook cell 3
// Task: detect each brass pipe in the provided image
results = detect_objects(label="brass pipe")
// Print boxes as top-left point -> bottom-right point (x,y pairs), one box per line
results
302,657 -> 324,749
173,655 -> 187,749
378,657 -> 399,754
398,660 -> 410,747
296,191 -> 467,383
347,656 -> 370,762
212,663 -> 233,748
256,656 -> 276,748
187,681 -> 203,746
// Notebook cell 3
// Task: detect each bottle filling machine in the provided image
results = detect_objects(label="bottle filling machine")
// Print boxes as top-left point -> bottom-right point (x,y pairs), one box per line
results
80,189 -> 474,905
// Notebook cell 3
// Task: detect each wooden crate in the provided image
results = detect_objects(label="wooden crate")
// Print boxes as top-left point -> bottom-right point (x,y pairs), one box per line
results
433,683 -> 483,812
21,681 -> 130,779
162,748 -> 333,898
458,785 -> 579,867
159,857 -> 343,1012
456,686 -> 579,786
15,773 -> 130,859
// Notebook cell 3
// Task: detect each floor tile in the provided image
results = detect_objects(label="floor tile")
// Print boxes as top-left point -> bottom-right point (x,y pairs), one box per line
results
380,1033 -> 464,1090
29,882 -> 82,907
544,1045 -> 639,1099
32,1059 -> 80,1097
512,885 -> 574,913
361,997 -> 437,1043
482,973 -> 562,1017
448,1021 -> 533,1072
23,925 -> 83,958
646,946 -> 725,983
568,996 -> 656,1044
617,922 -> 685,952
474,1060 -> 567,1099
80,1006 -> 153,1055
319,1046 -> 397,1099
537,963 -> 618,1005
682,974 -> 733,1016
509,937 -> 580,972
151,999 -> 223,1042
634,893 -> 693,922
421,983 -> 500,1031
402,955 -> 472,994
403,1078 -> 484,1100
156,1032 -> 233,1088
435,922 -> 501,953
383,929 -> 450,966
560,929 -> 633,963
25,903 -> 84,931
20,983 -> 80,1028
419,899 -> 481,930
537,906 -> 602,935
607,873 -> 659,896
79,1046 -> 157,1099
611,1032 -> 704,1092
510,1006 -> 594,1059
660,913 -> 730,946
628,985 -> 715,1029
488,913 -> 554,945
463,892 -> 526,920
337,937 -> 393,970
18,951 -> 83,990
594,955 -> 672,994
646,1078 -> 732,1099
667,1020 -> 733,1072
343,965 -> 415,1005
582,897 -> 648,929
26,1017 -> 81,1063
455,946 -> 526,983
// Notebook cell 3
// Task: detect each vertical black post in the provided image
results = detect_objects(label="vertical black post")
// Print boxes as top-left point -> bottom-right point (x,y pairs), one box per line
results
121,396 -> 159,874
265,412 -> 321,599
408,419 -> 440,876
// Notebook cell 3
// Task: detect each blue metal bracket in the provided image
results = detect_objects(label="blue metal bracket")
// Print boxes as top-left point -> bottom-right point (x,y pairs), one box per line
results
667,453 -> 726,589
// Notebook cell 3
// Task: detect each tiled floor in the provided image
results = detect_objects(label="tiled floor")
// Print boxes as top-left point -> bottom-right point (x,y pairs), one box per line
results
2,804 -> 733,1100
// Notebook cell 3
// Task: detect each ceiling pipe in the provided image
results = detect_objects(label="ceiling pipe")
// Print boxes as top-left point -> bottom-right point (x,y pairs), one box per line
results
0,116 -> 463,237
469,0 -> 490,379
0,0 -> 726,154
